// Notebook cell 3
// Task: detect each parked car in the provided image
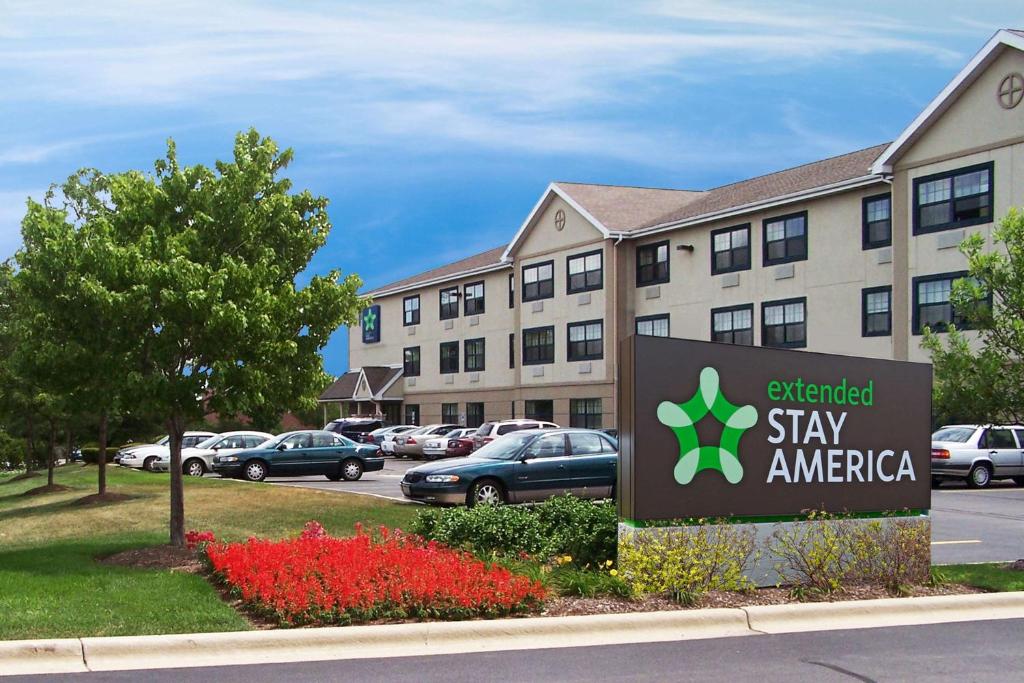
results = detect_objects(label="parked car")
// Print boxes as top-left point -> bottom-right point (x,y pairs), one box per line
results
114,436 -> 169,465
931,424 -> 1024,488
379,425 -> 418,455
401,428 -> 617,506
324,418 -> 385,443
471,419 -> 559,451
365,425 -> 415,449
211,430 -> 384,482
151,431 -> 274,476
394,424 -> 460,459
117,432 -> 217,471
421,428 -> 477,461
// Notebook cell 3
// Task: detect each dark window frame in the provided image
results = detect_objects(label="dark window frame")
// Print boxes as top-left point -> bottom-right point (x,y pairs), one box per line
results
710,223 -> 751,275
466,402 -> 485,429
912,161 -> 994,235
508,272 -> 514,309
762,211 -> 808,266
463,280 -> 485,316
439,341 -> 459,374
567,319 -> 604,361
439,286 -> 459,320
861,286 -> 892,337
636,313 -> 670,337
911,270 -> 979,335
636,240 -> 670,287
711,303 -> 755,346
569,398 -> 602,429
402,295 -> 420,326
441,403 -> 459,424
403,346 -> 421,377
522,325 -> 555,366
404,404 -> 420,425
522,260 -> 555,302
508,333 -> 515,369
464,337 -> 486,372
524,399 -> 554,423
862,193 -> 892,250
761,297 -> 807,349
566,248 -> 604,294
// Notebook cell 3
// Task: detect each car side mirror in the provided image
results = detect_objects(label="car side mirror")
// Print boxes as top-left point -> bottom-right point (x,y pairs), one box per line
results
276,443 -> 288,451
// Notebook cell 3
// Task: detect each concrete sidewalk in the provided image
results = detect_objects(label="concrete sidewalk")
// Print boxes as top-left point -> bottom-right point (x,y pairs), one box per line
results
2,592 -> 1023,677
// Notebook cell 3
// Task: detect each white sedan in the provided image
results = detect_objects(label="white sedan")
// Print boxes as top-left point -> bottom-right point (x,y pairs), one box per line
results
117,432 -> 216,472
151,431 -> 275,477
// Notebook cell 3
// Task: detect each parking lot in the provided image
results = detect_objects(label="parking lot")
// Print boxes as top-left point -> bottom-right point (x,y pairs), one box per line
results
263,459 -> 1024,565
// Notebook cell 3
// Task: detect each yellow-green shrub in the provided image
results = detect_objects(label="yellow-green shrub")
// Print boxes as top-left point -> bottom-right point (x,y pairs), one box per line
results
619,522 -> 756,603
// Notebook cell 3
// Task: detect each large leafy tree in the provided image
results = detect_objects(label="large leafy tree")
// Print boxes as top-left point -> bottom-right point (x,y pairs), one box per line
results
14,176 -> 141,495
100,130 -> 361,545
923,208 -> 1024,425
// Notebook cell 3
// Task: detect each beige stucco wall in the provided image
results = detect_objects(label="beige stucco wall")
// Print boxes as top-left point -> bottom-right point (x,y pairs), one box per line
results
630,185 -> 896,359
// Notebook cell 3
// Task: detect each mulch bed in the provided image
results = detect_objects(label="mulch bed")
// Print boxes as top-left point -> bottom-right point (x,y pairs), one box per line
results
542,582 -> 985,617
2,471 -> 41,485
21,484 -> 72,496
100,546 -> 205,574
71,492 -> 136,506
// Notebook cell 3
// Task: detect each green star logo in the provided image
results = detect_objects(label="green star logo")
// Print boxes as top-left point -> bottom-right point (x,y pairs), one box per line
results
657,367 -> 758,485
363,307 -> 377,332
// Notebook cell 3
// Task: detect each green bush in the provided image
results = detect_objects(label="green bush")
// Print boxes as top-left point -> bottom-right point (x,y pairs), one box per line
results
618,522 -> 757,603
411,495 -> 618,567
0,431 -> 26,470
80,447 -> 117,464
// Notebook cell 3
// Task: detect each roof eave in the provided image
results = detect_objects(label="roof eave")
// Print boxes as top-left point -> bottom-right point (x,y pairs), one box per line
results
365,261 -> 511,299
871,29 -> 1024,174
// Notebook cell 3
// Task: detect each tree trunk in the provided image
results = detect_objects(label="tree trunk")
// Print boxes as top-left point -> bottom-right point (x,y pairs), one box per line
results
97,410 -> 108,495
65,426 -> 73,467
167,412 -> 186,547
26,413 -> 36,472
47,420 -> 56,487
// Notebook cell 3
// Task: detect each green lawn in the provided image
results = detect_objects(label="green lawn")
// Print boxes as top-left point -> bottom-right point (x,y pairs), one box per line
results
0,465 -> 420,640
937,563 -> 1024,592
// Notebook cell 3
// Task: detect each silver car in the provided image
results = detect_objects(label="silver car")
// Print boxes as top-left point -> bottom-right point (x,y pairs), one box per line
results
931,424 -> 1024,488
151,431 -> 274,476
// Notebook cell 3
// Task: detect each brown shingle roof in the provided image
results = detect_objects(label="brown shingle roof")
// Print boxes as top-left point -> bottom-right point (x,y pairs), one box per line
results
363,366 -> 401,395
552,183 -> 703,232
366,245 -> 507,296
319,370 -> 360,401
630,143 -> 890,230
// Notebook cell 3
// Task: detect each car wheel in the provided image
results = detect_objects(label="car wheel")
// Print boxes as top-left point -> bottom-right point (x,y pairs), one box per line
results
967,463 -> 992,489
184,459 -> 206,477
424,452 -> 437,461
1013,477 -> 1024,487
243,460 -> 267,482
341,459 -> 363,481
467,479 -> 505,507
931,476 -> 942,489
143,456 -> 158,472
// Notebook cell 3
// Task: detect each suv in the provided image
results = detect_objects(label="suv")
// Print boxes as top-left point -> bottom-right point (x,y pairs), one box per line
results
324,418 -> 385,443
472,419 -> 559,451
931,424 -> 1024,488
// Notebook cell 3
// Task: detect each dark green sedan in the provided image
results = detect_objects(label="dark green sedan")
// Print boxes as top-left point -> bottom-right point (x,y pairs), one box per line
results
212,430 -> 384,482
401,428 -> 617,506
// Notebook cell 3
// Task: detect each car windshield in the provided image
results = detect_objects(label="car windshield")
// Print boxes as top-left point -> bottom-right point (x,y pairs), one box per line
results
156,436 -> 170,446
932,427 -> 976,443
475,423 -> 493,436
473,432 -> 535,460
195,435 -> 222,449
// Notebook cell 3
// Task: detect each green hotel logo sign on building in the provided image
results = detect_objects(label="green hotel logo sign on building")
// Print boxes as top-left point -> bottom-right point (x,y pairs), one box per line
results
618,336 -> 932,521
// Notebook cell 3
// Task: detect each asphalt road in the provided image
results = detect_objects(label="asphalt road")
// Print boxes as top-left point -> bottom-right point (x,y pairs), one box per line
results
11,618 -> 1024,682
263,457 -> 1024,566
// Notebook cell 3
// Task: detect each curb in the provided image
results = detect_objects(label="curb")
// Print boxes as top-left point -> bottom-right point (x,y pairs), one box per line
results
2,592 -> 1023,676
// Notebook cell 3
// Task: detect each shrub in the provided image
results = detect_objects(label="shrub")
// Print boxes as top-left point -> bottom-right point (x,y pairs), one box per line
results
411,495 -> 617,567
768,511 -> 932,595
205,523 -> 546,626
80,447 -> 117,464
619,522 -> 757,603
766,510 -> 852,594
0,431 -> 25,471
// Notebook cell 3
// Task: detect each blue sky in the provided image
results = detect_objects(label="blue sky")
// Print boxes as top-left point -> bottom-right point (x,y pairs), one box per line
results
2,1 -> 1021,376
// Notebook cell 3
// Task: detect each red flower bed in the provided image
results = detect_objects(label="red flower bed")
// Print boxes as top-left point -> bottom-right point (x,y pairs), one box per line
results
204,522 -> 546,625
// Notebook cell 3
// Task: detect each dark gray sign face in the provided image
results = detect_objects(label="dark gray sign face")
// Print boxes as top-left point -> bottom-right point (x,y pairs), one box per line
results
618,336 -> 932,521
